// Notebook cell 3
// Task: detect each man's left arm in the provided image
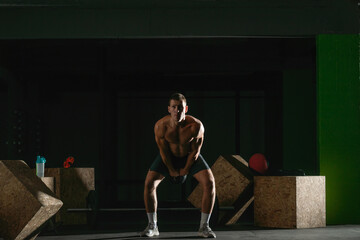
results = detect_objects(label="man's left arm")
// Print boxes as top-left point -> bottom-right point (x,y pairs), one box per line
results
180,123 -> 204,176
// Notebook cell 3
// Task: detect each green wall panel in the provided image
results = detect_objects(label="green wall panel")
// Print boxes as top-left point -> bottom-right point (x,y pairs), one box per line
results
317,34 -> 360,224
283,69 -> 317,175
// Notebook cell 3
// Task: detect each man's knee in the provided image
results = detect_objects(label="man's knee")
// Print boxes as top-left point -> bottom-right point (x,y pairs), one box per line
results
144,178 -> 156,192
202,177 -> 215,193
144,171 -> 163,192
195,170 -> 215,192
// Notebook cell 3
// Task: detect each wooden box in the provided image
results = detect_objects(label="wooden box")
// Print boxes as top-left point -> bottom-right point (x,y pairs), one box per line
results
0,160 -> 63,240
254,176 -> 326,228
43,168 -> 95,225
188,155 -> 254,225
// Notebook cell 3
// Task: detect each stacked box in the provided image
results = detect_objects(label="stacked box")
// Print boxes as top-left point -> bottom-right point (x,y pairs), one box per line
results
44,168 -> 95,225
188,155 -> 254,225
254,176 -> 326,228
0,160 -> 63,240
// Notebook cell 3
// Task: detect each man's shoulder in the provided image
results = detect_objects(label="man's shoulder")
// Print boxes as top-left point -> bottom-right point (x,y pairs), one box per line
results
155,115 -> 170,126
186,115 -> 203,126
154,116 -> 170,136
186,115 -> 204,136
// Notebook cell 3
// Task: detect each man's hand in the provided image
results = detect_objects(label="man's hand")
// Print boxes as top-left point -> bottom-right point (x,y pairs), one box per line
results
179,168 -> 189,176
169,169 -> 180,177
169,169 -> 188,184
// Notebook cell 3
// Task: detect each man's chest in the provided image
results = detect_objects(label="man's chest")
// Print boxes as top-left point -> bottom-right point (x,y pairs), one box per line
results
165,127 -> 193,145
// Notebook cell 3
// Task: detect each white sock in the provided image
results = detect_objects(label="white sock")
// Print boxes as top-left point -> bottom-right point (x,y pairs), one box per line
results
200,212 -> 211,227
147,212 -> 157,227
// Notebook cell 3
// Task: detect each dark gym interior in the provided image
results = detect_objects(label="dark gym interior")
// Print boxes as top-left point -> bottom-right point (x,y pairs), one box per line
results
0,37 -> 314,207
0,1 -> 358,239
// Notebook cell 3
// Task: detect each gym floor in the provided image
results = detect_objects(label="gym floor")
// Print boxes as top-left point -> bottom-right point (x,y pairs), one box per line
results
35,224 -> 360,240
2,209 -> 359,240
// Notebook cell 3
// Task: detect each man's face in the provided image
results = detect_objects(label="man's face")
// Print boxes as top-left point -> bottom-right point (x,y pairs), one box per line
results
168,99 -> 188,122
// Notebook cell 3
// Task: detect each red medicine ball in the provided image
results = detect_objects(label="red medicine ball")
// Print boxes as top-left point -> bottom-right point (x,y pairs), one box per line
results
249,153 -> 268,175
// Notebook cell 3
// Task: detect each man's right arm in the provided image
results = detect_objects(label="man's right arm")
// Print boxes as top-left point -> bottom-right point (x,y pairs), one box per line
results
154,121 -> 178,176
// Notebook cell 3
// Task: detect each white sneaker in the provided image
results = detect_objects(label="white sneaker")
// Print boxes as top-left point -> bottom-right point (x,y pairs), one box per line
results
139,223 -> 159,237
198,224 -> 216,238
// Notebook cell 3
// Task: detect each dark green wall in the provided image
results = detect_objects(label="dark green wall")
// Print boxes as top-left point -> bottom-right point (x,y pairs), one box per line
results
317,34 -> 360,224
282,69 -> 317,175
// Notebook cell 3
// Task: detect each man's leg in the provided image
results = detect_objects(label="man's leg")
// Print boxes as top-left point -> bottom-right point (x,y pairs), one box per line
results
144,170 -> 165,213
193,169 -> 216,214
193,169 -> 216,238
141,170 -> 164,237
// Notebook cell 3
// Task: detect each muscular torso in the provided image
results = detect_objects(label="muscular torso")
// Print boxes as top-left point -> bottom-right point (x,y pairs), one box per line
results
156,115 -> 202,158
165,121 -> 195,157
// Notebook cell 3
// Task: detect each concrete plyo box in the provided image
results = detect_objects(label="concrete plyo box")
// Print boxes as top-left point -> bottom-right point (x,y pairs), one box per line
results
254,176 -> 326,229
0,160 -> 63,240
188,155 -> 254,225
44,168 -> 95,225
40,177 -> 55,193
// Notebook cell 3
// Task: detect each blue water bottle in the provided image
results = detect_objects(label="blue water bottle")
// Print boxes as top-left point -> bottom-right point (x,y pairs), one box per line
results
36,155 -> 46,177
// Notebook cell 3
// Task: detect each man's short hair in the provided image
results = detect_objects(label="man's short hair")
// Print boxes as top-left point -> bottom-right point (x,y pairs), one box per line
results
169,93 -> 187,105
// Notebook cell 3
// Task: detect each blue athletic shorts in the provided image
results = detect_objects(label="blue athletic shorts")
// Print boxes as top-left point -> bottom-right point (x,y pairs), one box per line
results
149,153 -> 210,177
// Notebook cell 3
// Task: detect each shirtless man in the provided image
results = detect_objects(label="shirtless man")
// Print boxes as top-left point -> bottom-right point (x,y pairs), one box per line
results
140,93 -> 216,238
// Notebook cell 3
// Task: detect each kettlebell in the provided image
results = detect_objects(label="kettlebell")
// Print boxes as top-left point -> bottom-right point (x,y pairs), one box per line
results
170,175 -> 187,184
